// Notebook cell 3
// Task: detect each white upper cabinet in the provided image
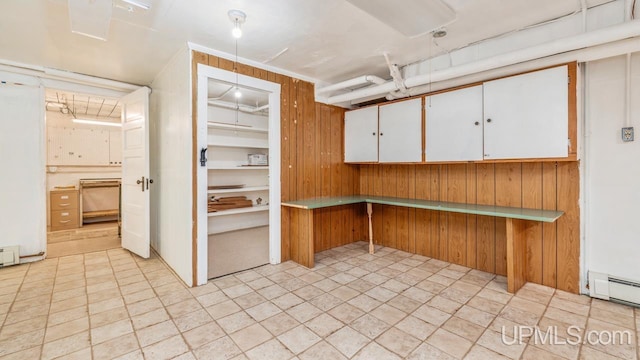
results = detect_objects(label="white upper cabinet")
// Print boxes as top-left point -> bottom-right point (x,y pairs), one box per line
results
483,65 -> 568,160
425,85 -> 483,162
344,105 -> 379,163
378,98 -> 422,163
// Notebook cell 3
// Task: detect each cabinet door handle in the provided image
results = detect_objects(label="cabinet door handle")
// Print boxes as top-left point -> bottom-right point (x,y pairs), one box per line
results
486,118 -> 492,123
58,203 -> 70,207
59,220 -> 71,224
372,132 -> 376,136
474,121 -> 479,126
380,132 -> 384,136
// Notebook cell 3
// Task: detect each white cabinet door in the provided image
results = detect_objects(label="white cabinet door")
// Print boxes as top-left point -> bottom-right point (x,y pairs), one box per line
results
378,98 -> 422,163
483,66 -> 568,160
425,85 -> 483,162
344,106 -> 379,162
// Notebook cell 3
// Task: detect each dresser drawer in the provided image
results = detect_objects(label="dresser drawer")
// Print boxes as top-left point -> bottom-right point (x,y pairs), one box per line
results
50,190 -> 78,211
50,209 -> 79,230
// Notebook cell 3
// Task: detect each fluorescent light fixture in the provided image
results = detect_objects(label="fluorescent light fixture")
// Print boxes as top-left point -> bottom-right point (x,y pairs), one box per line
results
73,119 -> 121,127
121,0 -> 150,10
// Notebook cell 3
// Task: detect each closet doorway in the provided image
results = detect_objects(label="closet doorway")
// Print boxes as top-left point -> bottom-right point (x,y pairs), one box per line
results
45,89 -> 122,258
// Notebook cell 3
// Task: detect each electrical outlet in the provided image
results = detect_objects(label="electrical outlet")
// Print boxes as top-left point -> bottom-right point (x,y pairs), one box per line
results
622,127 -> 634,142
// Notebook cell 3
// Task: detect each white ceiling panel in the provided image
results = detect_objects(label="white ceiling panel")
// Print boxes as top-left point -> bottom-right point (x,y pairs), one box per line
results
0,0 -> 614,86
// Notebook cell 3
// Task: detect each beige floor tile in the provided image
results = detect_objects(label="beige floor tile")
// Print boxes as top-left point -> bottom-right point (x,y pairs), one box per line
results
578,346 -> 623,360
476,287 -> 513,304
234,292 -> 267,309
376,327 -> 421,357
0,329 -> 44,358
439,286 -> 475,304
442,316 -> 485,342
4,305 -> 49,325
589,306 -> 636,329
261,312 -> 300,336
166,298 -> 203,318
123,288 -> 156,304
193,335 -> 242,360
41,331 -> 90,360
476,329 -> 526,359
183,322 -> 226,349
286,302 -> 323,324
55,347 -> 93,360
136,320 -> 180,347
312,278 -> 340,292
413,304 -> 451,326
257,284 -> 289,300
545,306 -> 588,327
307,293 -> 342,312
89,297 -> 125,315
230,323 -> 273,351
406,342 -> 458,360
304,313 -> 343,338
293,285 -> 324,301
499,305 -> 540,327
466,344 -> 512,360
207,300 -> 242,320
426,328 -> 473,358
217,311 -> 256,334
326,326 -> 369,358
299,340 -> 346,360
349,313 -> 389,339
353,342 -> 402,360
91,318 -> 133,345
245,338 -> 294,360
245,301 -> 282,322
348,294 -> 382,312
90,305 -> 129,328
591,298 -> 635,317
366,286 -> 398,302
45,316 -> 89,343
428,295 -> 463,314
131,307 -> 170,330
548,296 -> 590,316
0,346 -> 41,360
329,286 -> 359,301
278,325 -> 321,354
49,296 -> 87,314
174,308 -> 213,332
113,349 -> 145,360
508,296 -> 547,316
196,290 -> 229,308
142,334 -> 189,360
0,315 -> 47,341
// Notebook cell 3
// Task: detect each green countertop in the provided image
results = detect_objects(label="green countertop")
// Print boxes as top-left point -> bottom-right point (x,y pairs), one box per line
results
282,195 -> 563,223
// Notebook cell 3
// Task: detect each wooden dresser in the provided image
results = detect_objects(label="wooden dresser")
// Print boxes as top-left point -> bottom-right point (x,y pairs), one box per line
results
50,189 -> 79,231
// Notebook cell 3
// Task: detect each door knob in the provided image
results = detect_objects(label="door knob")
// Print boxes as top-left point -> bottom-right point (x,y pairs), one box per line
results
137,176 -> 145,191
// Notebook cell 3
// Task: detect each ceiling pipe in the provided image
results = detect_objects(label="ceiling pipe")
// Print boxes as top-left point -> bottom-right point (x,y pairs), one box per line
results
315,75 -> 386,95
326,19 -> 640,105
387,36 -> 640,100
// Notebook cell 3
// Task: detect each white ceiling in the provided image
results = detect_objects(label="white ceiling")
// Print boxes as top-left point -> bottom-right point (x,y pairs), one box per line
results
0,0 -> 612,86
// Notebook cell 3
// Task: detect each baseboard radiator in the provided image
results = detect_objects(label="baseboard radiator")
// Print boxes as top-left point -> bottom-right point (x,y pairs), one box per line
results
589,271 -> 640,307
0,246 -> 20,267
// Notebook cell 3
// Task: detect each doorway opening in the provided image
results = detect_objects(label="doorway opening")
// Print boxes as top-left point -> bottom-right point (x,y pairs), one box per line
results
45,89 -> 122,258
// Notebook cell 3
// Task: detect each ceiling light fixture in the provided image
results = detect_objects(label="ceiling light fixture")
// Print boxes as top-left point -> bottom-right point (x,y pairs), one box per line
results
73,119 -> 121,127
228,9 -> 246,39
121,0 -> 150,10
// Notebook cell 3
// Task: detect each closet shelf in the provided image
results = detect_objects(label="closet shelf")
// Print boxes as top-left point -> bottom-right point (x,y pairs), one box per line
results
208,186 -> 269,194
207,142 -> 269,149
208,165 -> 269,170
207,122 -> 268,134
208,205 -> 269,217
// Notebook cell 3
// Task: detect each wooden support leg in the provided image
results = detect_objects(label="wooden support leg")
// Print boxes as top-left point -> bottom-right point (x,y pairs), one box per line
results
290,208 -> 315,268
506,218 -> 528,293
367,203 -> 374,254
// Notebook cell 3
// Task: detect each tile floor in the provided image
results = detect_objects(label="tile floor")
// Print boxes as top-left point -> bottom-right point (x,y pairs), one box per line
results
47,222 -> 120,258
0,241 -> 638,360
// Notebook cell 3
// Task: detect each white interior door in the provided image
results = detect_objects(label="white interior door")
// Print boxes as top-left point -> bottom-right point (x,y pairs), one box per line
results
0,79 -> 46,258
120,87 -> 151,258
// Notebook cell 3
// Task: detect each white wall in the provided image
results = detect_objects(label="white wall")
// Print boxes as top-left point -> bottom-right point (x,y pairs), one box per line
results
0,75 -> 46,260
584,52 -> 640,282
149,47 -> 193,285
45,111 -> 121,226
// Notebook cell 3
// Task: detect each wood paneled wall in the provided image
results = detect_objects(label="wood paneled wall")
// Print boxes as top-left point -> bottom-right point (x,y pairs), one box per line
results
359,162 -> 580,293
191,51 -> 362,273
